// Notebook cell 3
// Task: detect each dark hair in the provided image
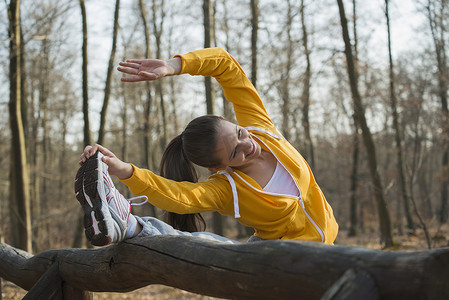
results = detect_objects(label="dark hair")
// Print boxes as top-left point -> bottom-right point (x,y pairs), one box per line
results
159,115 -> 223,232
181,115 -> 223,168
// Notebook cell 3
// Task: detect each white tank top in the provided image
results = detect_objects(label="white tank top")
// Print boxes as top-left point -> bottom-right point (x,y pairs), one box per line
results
263,161 -> 299,197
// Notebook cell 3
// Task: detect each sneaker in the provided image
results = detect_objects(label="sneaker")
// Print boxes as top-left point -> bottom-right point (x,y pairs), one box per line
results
74,151 -> 131,246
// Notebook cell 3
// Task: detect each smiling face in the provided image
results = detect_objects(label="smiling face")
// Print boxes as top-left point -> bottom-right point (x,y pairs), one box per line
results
212,120 -> 262,170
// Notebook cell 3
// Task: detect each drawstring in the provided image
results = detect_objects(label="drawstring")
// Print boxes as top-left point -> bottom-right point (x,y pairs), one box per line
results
127,195 -> 148,206
220,170 -> 240,218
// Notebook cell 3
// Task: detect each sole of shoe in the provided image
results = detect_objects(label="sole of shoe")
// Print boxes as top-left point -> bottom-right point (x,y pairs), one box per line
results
74,151 -> 112,246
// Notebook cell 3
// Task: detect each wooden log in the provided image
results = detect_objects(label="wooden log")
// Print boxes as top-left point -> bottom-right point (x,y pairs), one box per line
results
321,268 -> 379,300
23,262 -> 63,300
22,262 -> 92,300
1,237 -> 448,299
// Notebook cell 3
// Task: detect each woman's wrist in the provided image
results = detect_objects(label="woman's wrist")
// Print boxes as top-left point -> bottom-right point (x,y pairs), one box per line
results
166,57 -> 182,75
117,163 -> 134,180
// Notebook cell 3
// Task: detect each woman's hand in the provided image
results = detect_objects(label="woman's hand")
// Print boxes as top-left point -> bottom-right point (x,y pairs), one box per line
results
117,57 -> 182,82
79,144 -> 134,180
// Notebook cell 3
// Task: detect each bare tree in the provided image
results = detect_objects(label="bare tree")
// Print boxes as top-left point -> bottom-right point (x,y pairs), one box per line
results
7,0 -> 32,252
344,0 -> 361,237
98,0 -> 121,145
426,0 -> 449,224
219,0 -> 233,120
139,0 -> 158,218
139,0 -> 155,170
152,0 -> 168,151
79,0 -> 91,147
300,0 -> 315,169
73,0 -> 91,248
337,0 -> 394,248
384,0 -> 414,231
279,0 -> 294,141
203,0 -> 215,115
250,0 -> 259,88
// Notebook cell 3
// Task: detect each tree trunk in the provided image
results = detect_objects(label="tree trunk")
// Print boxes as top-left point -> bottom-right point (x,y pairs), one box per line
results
347,0 -> 360,237
1,238 -> 449,299
8,0 -> 32,253
280,0 -> 294,141
250,0 -> 259,88
73,0 -> 91,249
152,0 -> 167,152
203,0 -> 215,115
203,0 -> 222,236
137,0 -> 158,217
220,0 -> 233,120
300,0 -> 315,169
98,0 -> 120,145
426,0 -> 449,224
385,0 -> 414,232
139,0 -> 155,171
79,0 -> 91,147
348,119 -> 360,237
337,0 -> 394,248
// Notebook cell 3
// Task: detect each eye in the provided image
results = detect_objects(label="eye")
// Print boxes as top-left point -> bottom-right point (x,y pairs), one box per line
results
238,129 -> 242,138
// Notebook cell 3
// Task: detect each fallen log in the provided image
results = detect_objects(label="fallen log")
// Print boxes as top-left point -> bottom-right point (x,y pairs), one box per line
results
0,236 -> 448,299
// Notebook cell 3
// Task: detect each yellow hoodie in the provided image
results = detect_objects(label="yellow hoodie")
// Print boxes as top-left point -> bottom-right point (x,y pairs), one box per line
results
121,47 -> 338,244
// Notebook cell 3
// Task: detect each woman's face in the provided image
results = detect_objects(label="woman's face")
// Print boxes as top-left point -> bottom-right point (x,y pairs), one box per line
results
211,120 -> 262,170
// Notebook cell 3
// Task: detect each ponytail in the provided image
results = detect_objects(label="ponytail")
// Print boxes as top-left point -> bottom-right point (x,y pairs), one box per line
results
160,134 -> 206,232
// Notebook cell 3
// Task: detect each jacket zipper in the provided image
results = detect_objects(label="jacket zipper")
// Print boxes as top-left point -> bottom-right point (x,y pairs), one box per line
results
244,131 -> 325,243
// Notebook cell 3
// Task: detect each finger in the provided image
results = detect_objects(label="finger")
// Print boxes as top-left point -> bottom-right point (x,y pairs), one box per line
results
120,76 -> 146,82
118,61 -> 142,69
83,145 -> 93,159
125,59 -> 146,64
117,66 -> 140,75
95,144 -> 116,158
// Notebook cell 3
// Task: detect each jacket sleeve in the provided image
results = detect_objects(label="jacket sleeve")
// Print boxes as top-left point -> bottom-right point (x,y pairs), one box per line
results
175,47 -> 274,130
120,165 -> 233,215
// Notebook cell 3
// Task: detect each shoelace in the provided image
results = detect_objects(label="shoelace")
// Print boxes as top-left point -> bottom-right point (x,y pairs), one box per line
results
127,195 -> 149,206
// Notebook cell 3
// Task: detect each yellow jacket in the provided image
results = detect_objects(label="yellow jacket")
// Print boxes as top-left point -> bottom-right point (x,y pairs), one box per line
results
121,47 -> 338,244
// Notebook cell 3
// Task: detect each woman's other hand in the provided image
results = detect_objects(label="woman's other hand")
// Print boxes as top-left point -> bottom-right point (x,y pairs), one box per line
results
79,144 -> 134,180
117,57 -> 181,82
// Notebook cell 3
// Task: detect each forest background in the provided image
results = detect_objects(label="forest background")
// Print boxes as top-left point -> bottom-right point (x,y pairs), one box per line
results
1,0 -> 449,263
2,0 -> 449,298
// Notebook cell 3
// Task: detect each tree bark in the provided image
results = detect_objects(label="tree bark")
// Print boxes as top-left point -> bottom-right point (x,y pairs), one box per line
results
385,0 -> 414,232
1,238 -> 449,299
79,0 -> 91,147
220,0 -> 233,120
349,118 -> 360,237
250,0 -> 259,88
280,0 -> 294,141
139,0 -> 155,171
300,0 -> 315,169
8,0 -> 32,253
203,0 -> 215,115
98,0 -> 120,145
152,0 -> 168,151
337,0 -> 394,248
73,0 -> 91,249
348,0 -> 360,237
426,0 -> 449,224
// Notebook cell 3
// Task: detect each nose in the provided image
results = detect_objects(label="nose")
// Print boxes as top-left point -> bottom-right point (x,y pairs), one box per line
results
243,138 -> 253,155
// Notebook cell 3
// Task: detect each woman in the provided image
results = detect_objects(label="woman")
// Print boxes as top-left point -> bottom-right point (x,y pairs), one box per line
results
76,47 -> 338,246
